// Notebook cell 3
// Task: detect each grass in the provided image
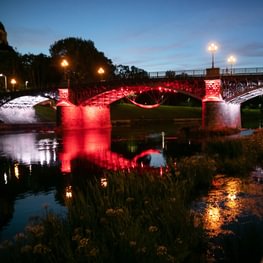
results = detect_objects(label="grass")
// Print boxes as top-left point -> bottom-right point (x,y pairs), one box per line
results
34,105 -> 56,122
110,103 -> 202,121
0,165 -> 209,263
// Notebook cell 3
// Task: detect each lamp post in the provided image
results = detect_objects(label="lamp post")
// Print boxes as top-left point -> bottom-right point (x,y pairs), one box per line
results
98,67 -> 105,81
227,55 -> 236,75
61,59 -> 70,88
10,78 -> 17,91
0,73 -> 7,91
208,43 -> 218,68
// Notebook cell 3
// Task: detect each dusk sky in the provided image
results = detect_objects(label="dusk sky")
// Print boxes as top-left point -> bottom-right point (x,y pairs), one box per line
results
1,0 -> 263,72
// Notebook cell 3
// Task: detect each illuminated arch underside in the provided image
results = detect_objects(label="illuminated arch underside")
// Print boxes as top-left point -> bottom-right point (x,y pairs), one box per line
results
2,95 -> 51,108
0,95 -> 52,123
81,85 -> 201,107
226,87 -> 263,104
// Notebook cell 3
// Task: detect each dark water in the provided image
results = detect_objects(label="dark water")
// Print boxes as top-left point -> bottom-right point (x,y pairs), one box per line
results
0,124 -> 200,241
0,122 -> 262,261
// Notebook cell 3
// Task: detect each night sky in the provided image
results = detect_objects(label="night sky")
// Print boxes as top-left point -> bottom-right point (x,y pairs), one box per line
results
1,0 -> 263,72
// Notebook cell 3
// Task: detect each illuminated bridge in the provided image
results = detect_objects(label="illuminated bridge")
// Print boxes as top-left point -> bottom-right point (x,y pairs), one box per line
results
0,67 -> 263,129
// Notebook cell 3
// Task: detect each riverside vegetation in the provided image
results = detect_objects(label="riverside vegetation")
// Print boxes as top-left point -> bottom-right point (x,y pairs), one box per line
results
1,129 -> 263,262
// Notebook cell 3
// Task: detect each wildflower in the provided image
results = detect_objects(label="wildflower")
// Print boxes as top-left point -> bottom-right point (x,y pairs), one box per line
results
115,208 -> 124,216
21,245 -> 32,253
169,197 -> 176,203
148,225 -> 158,232
106,208 -> 115,217
126,197 -> 135,203
129,241 -> 136,247
73,227 -> 82,235
79,238 -> 89,248
156,245 -> 168,256
167,254 -> 175,262
14,232 -> 26,241
25,224 -> 44,237
144,199 -> 149,205
105,208 -> 124,217
33,243 -> 51,254
72,233 -> 81,241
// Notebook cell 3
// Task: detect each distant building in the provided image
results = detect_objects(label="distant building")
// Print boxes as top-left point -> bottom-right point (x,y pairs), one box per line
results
0,22 -> 15,52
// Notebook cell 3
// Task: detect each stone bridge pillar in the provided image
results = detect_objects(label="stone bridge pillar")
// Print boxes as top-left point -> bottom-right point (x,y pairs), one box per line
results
202,68 -> 241,129
56,89 -> 111,130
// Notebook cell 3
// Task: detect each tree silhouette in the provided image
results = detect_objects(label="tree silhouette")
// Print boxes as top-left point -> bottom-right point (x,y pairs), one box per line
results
49,37 -> 115,85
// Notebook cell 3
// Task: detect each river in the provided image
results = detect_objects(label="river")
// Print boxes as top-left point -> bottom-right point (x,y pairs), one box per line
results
0,121 -> 262,262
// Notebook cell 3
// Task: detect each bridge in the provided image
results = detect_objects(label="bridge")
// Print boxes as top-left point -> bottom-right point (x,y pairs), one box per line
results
0,67 -> 263,129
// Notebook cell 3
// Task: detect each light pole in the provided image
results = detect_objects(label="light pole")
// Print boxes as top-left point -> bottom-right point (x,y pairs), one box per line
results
0,73 -> 7,91
208,43 -> 218,68
61,59 -> 70,88
98,67 -> 105,81
227,55 -> 236,75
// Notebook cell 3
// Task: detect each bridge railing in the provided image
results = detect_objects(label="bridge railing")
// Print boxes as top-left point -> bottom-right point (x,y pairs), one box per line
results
148,67 -> 263,78
220,67 -> 263,76
148,69 -> 206,78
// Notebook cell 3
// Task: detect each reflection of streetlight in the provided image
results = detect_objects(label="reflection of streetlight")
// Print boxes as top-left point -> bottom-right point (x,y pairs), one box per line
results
98,67 -> 105,81
0,73 -> 7,91
227,55 -> 236,75
61,59 -> 70,88
65,186 -> 73,199
10,78 -> 17,91
208,43 -> 218,68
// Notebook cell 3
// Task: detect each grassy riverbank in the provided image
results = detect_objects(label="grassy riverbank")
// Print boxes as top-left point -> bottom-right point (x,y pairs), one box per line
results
110,103 -> 202,121
34,103 -> 262,126
34,103 -> 202,123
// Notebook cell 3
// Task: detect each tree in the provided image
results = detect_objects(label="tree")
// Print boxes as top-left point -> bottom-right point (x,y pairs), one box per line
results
49,37 -> 115,85
115,64 -> 148,79
20,53 -> 58,89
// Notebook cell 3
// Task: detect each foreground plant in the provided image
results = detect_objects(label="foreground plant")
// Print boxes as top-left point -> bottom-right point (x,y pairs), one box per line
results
0,167 -> 209,263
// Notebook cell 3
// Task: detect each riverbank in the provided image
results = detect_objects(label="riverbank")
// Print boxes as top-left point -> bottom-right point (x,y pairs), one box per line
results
0,104 -> 262,132
0,122 -> 56,132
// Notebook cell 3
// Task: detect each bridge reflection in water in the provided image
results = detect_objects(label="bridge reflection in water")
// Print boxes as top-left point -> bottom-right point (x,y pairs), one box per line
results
0,129 -> 166,179
59,128 -> 165,173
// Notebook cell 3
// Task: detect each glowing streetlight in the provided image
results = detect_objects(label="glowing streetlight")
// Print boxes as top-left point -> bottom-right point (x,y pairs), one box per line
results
10,78 -> 17,91
98,67 -> 105,81
61,58 -> 69,69
208,43 -> 218,68
0,73 -> 7,91
61,58 -> 70,88
227,55 -> 236,75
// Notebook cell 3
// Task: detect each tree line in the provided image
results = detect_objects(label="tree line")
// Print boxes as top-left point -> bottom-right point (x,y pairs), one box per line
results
0,37 -> 148,91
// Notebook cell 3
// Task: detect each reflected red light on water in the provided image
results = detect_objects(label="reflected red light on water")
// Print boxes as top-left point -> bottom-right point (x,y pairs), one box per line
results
59,131 -> 165,174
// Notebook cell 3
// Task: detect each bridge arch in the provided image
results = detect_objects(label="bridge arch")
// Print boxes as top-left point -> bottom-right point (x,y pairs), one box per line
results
0,95 -> 55,123
57,80 -> 205,130
80,83 -> 203,107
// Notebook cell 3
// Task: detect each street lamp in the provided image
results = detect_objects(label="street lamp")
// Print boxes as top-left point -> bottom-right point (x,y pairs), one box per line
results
61,58 -> 70,88
208,43 -> 218,68
10,78 -> 17,91
0,73 -> 7,91
227,55 -> 236,75
98,67 -> 105,81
